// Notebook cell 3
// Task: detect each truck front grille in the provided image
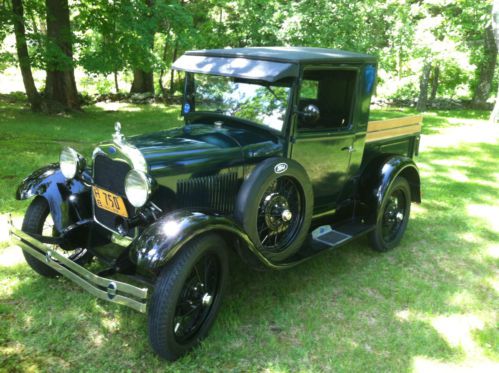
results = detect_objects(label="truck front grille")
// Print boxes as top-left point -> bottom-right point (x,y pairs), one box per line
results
177,172 -> 239,214
93,154 -> 135,237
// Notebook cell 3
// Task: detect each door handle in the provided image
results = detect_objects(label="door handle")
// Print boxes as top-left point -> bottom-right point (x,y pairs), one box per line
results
341,146 -> 355,153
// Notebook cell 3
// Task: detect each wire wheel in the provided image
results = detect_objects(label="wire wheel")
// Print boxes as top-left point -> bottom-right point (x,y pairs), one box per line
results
256,176 -> 303,253
369,176 -> 411,252
172,253 -> 221,344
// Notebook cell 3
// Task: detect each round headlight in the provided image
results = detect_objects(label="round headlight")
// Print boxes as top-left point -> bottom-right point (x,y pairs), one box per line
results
125,170 -> 151,208
60,147 -> 81,179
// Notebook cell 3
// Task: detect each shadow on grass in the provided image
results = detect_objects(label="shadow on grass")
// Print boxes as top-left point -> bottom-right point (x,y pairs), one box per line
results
0,103 -> 497,370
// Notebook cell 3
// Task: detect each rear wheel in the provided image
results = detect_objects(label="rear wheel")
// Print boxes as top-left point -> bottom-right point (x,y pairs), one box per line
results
21,197 -> 91,277
369,177 -> 411,252
148,233 -> 229,361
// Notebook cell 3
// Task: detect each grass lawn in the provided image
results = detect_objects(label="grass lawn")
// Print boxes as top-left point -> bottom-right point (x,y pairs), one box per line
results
0,98 -> 498,372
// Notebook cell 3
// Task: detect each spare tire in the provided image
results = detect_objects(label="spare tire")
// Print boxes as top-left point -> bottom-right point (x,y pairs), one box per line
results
235,157 -> 313,262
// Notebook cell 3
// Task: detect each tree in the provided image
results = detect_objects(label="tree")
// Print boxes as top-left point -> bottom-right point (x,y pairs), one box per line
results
11,0 -> 42,111
44,0 -> 80,111
416,61 -> 432,112
76,0 -> 127,93
130,0 -> 155,94
490,0 -> 499,122
472,25 -> 497,108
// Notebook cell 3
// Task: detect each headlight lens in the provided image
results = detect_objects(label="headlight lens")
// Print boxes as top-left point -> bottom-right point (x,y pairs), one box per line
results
125,170 -> 151,208
60,147 -> 83,179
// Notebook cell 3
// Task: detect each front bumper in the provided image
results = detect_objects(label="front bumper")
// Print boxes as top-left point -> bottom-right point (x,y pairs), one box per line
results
9,223 -> 148,313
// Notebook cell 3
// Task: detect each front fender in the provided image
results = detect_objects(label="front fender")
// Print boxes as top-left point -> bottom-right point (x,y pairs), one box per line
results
16,163 -> 90,232
129,210 -> 260,271
360,155 -> 421,222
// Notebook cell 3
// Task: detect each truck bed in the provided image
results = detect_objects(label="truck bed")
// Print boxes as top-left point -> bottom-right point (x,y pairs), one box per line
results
363,115 -> 422,162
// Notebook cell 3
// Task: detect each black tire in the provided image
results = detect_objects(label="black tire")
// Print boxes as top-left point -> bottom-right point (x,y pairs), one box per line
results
148,233 -> 229,361
21,197 -> 91,277
369,176 -> 411,252
235,158 -> 313,262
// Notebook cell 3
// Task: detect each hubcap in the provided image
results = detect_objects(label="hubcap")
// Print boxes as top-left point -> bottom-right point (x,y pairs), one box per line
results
281,209 -> 292,222
202,293 -> 213,306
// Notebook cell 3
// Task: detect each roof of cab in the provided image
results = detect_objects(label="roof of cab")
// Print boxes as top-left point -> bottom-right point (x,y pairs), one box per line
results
172,47 -> 377,82
185,47 -> 377,64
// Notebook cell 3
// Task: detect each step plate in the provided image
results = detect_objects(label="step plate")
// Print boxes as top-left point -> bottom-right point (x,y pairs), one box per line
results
312,226 -> 352,247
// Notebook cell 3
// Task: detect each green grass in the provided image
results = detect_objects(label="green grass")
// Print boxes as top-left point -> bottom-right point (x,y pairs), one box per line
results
0,99 -> 498,372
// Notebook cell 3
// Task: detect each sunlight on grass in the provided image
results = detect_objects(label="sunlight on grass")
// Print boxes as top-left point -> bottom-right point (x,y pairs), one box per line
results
466,204 -> 499,232
431,315 -> 484,352
420,122 -> 499,150
485,244 -> 499,259
0,245 -> 24,267
413,356 -> 497,373
95,101 -> 145,112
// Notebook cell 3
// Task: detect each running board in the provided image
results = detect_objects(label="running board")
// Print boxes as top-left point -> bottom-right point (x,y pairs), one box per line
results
308,219 -> 375,252
312,225 -> 352,247
276,219 -> 375,269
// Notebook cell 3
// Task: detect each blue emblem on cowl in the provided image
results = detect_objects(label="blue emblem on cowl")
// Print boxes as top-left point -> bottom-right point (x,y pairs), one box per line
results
109,146 -> 117,154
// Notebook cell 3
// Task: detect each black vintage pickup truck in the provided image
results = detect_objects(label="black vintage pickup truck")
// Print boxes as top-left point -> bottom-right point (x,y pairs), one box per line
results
10,47 -> 421,361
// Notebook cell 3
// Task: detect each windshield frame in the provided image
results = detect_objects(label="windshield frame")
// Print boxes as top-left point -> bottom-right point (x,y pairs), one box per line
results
181,72 -> 294,135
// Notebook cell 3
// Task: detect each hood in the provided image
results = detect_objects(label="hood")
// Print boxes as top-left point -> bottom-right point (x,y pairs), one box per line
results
125,123 -> 283,178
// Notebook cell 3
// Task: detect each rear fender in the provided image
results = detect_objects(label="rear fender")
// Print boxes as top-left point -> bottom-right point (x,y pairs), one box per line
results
16,163 -> 91,232
359,155 -> 421,222
129,209 -> 272,271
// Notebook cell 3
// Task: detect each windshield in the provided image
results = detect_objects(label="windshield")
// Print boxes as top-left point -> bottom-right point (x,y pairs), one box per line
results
186,73 -> 291,132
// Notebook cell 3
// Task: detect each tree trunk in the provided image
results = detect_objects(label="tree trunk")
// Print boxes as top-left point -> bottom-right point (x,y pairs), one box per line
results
114,71 -> 119,93
130,69 -> 154,94
130,0 -> 155,95
490,0 -> 499,123
158,37 -> 169,99
430,65 -> 440,102
45,0 -> 80,112
169,43 -> 178,98
11,0 -> 42,111
472,25 -> 497,109
416,62 -> 432,112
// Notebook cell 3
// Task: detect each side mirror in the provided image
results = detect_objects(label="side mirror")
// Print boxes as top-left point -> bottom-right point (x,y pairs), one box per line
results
297,104 -> 320,124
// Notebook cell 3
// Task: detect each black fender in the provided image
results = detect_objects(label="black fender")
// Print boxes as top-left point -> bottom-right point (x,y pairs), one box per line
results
16,163 -> 92,233
129,209 -> 281,271
359,155 -> 421,223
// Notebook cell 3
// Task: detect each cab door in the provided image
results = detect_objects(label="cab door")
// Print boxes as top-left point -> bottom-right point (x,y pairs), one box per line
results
290,67 -> 360,214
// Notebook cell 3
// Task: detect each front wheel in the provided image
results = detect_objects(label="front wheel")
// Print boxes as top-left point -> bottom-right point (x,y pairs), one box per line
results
148,233 -> 229,361
369,176 -> 411,252
21,197 -> 92,277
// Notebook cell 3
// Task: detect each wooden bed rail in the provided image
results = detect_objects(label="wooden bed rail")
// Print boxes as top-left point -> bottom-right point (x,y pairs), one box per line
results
366,115 -> 422,143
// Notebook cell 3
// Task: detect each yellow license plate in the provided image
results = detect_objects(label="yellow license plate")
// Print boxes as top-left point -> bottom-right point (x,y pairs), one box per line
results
93,186 -> 129,218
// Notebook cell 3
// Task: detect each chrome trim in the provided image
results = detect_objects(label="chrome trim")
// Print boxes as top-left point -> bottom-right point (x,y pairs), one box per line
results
9,225 -> 148,313
113,121 -> 125,143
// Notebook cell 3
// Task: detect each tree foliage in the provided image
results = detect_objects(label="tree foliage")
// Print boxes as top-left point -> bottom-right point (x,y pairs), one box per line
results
0,0 -> 496,111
